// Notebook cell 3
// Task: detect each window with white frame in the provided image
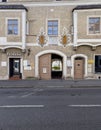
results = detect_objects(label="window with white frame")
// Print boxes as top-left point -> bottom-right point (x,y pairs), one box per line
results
88,17 -> 100,34
48,20 -> 58,36
7,19 -> 18,35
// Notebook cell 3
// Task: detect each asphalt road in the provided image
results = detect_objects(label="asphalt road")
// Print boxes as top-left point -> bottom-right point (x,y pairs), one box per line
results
0,87 -> 101,130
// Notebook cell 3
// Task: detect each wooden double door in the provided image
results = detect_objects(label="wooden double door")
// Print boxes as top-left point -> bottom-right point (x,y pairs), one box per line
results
39,54 -> 63,80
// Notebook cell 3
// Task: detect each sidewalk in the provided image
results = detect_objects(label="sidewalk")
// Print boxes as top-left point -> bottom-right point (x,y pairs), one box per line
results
0,79 -> 101,88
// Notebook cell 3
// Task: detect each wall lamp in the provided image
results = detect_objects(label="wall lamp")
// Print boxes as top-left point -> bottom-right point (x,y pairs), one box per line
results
27,48 -> 31,56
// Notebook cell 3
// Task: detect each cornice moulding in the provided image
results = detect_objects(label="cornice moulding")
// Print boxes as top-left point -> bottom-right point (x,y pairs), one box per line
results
2,1 -> 101,7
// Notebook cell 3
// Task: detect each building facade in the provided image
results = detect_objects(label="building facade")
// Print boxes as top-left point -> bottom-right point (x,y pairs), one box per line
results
0,0 -> 101,80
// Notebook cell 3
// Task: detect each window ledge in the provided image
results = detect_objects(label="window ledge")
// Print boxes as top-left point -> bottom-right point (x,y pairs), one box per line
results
48,36 -> 59,45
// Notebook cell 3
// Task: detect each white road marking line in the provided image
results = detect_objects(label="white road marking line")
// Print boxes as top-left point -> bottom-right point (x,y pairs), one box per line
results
47,86 -> 64,87
21,92 -> 34,98
69,104 -> 101,108
21,89 -> 44,98
0,105 -> 44,108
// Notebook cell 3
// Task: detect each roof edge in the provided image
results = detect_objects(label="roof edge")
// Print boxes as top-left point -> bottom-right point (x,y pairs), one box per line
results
0,4 -> 28,11
72,4 -> 101,12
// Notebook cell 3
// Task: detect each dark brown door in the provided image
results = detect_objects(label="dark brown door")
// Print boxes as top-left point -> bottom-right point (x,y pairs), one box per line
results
74,58 -> 84,79
39,54 -> 51,80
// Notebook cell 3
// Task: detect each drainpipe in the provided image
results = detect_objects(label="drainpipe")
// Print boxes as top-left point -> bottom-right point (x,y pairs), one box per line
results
22,10 -> 26,51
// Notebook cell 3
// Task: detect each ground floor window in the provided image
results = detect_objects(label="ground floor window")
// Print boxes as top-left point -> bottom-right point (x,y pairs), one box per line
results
95,55 -> 101,73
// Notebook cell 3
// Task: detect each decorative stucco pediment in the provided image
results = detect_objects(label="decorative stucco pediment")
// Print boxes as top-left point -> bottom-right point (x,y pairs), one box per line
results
59,27 -> 71,47
37,27 -> 48,47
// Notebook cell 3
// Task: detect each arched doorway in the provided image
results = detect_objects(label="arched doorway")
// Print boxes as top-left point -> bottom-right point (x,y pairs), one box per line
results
74,57 -> 85,79
39,53 -> 63,80
35,50 -> 67,79
71,54 -> 88,79
51,54 -> 62,79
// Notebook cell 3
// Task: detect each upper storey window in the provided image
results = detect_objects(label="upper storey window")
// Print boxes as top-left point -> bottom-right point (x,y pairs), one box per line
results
88,17 -> 100,34
7,19 -> 18,35
48,20 -> 58,36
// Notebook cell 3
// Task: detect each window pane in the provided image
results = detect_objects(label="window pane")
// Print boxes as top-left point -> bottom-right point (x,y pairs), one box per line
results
8,20 -> 12,24
8,26 -> 13,34
14,26 -> 18,33
13,20 -> 18,25
48,21 -> 53,26
48,20 -> 58,35
53,21 -> 58,26
53,31 -> 58,35
8,19 -> 18,35
89,17 -> 100,34
53,27 -> 58,35
54,27 -> 58,31
48,30 -> 52,35
48,27 -> 52,35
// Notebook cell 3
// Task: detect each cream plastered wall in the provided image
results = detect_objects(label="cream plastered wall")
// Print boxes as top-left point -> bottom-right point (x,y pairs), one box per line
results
0,48 -> 24,80
75,46 -> 101,77
23,45 -> 75,78
26,6 -> 74,44
0,11 -> 22,43
77,10 -> 101,40
0,51 -> 8,79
